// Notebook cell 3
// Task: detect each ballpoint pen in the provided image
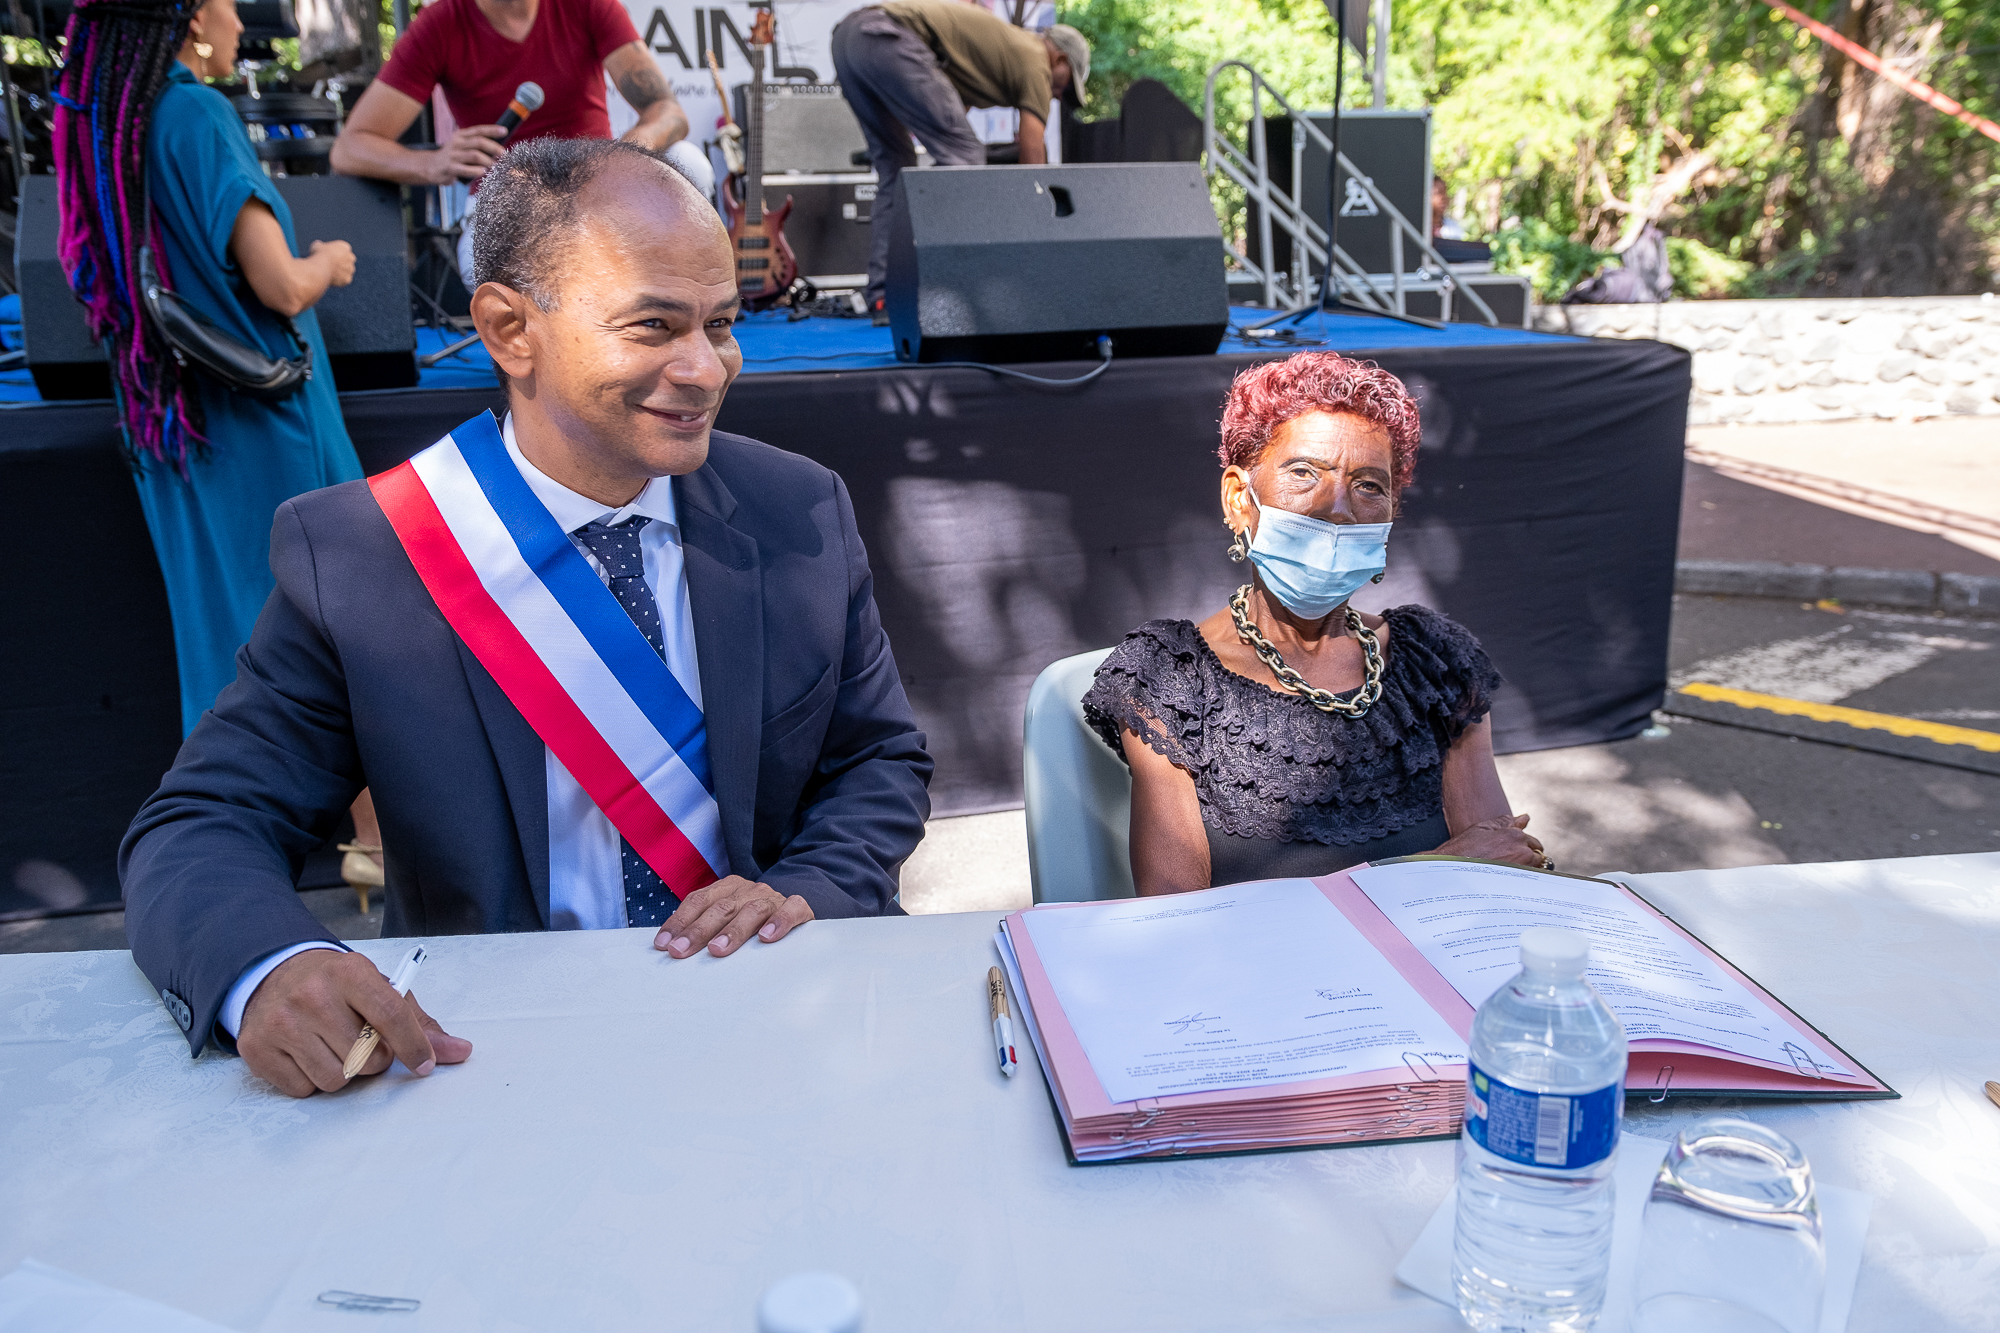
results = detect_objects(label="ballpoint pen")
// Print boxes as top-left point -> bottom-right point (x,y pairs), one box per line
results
988,965 -> 1018,1078
341,945 -> 427,1081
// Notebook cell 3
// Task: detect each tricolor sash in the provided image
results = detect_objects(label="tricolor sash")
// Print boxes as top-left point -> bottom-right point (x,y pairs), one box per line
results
369,412 -> 725,895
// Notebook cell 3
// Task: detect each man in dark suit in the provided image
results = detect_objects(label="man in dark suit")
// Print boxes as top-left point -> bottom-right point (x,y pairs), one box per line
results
120,137 -> 933,1097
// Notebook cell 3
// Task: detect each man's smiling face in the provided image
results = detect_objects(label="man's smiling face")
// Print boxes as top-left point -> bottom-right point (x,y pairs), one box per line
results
505,154 -> 744,488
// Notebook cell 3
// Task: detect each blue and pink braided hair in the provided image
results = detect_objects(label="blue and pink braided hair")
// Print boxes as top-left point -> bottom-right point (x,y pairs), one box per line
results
53,0 -> 206,472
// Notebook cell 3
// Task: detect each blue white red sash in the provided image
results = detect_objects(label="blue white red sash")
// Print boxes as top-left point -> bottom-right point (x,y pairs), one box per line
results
369,412 -> 724,896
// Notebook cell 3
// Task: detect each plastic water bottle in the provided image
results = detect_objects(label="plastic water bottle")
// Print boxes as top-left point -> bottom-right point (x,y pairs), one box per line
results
1453,926 -> 1628,1332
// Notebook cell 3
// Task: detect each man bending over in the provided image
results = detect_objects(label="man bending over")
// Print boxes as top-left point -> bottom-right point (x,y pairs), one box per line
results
832,2 -> 1090,321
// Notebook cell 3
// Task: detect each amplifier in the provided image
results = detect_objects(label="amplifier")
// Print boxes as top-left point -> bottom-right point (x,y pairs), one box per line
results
885,162 -> 1228,364
732,81 -> 870,175
15,174 -> 415,400
762,172 -> 875,286
1397,273 -> 1532,327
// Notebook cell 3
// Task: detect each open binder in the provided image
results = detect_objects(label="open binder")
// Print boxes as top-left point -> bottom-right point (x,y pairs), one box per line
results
997,858 -> 1894,1164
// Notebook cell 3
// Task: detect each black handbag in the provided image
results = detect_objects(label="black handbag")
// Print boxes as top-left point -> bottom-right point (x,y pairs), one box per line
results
136,191 -> 313,402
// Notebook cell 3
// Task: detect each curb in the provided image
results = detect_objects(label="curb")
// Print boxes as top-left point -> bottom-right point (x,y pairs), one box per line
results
1675,560 -> 2000,616
1661,688 -> 2000,779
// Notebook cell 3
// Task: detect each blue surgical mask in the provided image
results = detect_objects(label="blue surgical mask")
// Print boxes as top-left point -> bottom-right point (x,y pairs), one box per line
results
1243,486 -> 1391,620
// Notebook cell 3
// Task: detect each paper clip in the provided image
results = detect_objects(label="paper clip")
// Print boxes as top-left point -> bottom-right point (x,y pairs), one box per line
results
1648,1065 -> 1675,1104
317,1291 -> 421,1313
1400,1051 -> 1441,1083
1783,1042 -> 1825,1079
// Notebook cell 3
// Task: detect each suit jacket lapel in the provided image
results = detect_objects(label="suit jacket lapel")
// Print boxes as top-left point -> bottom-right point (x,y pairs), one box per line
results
455,637 -> 552,928
676,463 -> 763,878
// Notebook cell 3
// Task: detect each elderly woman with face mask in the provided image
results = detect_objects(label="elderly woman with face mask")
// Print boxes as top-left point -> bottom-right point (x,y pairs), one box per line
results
1083,352 -> 1548,895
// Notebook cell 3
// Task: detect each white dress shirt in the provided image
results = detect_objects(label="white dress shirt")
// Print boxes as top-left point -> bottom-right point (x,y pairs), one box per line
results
219,415 -> 703,1038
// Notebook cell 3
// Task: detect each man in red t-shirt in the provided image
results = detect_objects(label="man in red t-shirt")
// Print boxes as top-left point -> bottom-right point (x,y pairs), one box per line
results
330,0 -> 710,278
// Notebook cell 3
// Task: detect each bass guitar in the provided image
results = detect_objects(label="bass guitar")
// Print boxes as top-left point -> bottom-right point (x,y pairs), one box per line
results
719,8 -> 798,310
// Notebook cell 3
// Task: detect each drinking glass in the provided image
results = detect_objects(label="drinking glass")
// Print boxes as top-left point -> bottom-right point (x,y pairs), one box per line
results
1630,1117 -> 1825,1333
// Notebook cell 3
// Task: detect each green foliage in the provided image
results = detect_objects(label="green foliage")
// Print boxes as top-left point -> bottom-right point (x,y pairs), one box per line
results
1486,220 -> 1613,301
1060,0 -> 2000,295
1665,236 -> 1751,299
1728,231 -> 1832,297
2,37 -> 56,67
1061,0 -> 1369,135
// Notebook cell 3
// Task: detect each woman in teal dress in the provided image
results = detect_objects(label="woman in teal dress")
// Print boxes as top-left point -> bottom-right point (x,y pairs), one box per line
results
57,0 -> 359,733
56,0 -> 386,894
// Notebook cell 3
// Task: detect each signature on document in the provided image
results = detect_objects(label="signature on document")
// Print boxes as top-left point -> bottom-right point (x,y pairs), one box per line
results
1316,987 -> 1363,1001
1163,1013 -> 1223,1035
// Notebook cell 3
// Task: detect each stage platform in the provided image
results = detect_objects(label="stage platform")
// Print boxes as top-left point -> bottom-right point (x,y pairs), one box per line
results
0,297 -> 1568,401
0,298 -> 1691,918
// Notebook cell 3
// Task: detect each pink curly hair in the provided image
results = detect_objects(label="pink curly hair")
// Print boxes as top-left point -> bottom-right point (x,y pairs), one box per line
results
1218,352 -> 1422,488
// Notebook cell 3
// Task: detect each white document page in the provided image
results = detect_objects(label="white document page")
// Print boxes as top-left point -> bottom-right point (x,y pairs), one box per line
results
1018,878 -> 1464,1104
1348,860 -> 1852,1077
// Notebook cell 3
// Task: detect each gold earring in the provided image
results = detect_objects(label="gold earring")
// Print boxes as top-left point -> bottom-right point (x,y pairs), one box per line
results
1227,528 -> 1249,563
193,39 -> 213,59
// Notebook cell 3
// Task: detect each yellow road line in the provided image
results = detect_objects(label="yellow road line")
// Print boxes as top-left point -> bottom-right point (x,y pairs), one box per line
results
1676,682 -> 2000,753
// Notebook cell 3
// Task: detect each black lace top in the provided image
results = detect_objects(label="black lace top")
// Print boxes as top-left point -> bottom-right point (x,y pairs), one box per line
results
1083,606 -> 1502,871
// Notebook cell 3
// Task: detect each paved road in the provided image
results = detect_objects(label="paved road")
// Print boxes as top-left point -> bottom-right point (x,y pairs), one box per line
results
1498,595 -> 2000,877
9,593 -> 1996,955
1680,419 -> 2000,575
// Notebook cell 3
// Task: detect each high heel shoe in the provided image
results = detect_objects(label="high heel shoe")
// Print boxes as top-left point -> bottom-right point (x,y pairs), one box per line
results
338,842 -> 384,915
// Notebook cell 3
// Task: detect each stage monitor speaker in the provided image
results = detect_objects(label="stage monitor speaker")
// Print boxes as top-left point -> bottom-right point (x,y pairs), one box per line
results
1404,273 -> 1531,327
885,163 -> 1227,365
16,174 -> 415,401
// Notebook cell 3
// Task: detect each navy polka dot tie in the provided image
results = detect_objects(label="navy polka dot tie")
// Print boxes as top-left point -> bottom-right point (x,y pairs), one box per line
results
573,517 -> 679,928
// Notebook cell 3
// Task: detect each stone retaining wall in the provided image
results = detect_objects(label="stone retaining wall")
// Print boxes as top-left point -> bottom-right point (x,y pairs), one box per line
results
1530,295 -> 2000,425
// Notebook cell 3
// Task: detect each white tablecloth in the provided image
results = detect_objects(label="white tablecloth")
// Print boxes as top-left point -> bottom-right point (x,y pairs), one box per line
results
4,852 -> 1997,1332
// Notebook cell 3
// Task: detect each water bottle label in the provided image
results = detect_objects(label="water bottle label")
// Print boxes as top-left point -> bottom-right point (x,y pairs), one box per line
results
1465,1064 -> 1619,1169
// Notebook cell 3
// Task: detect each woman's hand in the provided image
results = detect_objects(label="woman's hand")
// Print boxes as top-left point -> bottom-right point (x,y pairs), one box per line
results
1434,812 -> 1546,868
309,239 -> 356,289
232,200 -> 352,317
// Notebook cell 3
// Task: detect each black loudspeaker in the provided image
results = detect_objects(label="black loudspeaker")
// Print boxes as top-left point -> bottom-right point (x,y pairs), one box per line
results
1061,78 -> 1204,166
885,163 -> 1227,365
279,176 -> 416,389
14,177 -> 103,401
16,173 -> 415,400
1250,109 -> 1431,278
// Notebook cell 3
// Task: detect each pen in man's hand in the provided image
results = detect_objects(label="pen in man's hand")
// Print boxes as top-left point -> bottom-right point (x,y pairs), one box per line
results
988,965 -> 1018,1077
341,945 -> 427,1081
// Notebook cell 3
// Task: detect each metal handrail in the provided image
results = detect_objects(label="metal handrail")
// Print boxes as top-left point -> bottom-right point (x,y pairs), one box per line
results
1200,60 -> 1498,325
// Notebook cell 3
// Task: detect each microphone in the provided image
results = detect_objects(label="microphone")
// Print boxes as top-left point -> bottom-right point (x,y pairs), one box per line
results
496,81 -> 544,140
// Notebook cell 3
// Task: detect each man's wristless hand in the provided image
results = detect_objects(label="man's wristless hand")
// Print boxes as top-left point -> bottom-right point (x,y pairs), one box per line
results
654,876 -> 813,958
237,949 -> 472,1098
433,125 -> 506,184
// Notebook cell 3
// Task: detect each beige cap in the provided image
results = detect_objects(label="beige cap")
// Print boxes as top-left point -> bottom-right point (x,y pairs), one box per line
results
1045,24 -> 1091,106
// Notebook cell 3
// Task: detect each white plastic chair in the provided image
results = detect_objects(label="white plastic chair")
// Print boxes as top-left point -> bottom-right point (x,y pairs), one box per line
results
1022,648 -> 1136,903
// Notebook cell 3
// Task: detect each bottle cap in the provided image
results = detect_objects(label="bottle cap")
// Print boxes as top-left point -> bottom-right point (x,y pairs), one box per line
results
1519,926 -> 1590,977
757,1273 -> 862,1333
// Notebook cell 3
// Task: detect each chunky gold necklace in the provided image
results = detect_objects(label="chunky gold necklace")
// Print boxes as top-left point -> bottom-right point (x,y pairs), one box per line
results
1228,584 -> 1384,718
